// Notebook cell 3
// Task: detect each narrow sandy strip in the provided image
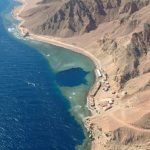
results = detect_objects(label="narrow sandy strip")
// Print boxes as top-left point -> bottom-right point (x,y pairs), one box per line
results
27,34 -> 102,69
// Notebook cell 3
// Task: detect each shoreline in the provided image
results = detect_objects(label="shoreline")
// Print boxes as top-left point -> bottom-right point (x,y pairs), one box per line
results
13,0 -> 103,115
12,0 -> 103,149
13,0 -> 101,70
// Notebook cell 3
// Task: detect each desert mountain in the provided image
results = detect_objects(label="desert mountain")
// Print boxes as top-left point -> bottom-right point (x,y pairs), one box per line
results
20,0 -> 149,37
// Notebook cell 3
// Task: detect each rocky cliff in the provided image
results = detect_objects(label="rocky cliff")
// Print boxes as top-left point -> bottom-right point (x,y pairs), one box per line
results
118,22 -> 150,87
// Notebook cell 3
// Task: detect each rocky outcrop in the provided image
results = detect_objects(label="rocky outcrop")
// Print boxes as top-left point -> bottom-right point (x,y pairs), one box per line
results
20,0 -> 150,37
143,23 -> 150,46
119,23 -> 150,86
134,113 -> 150,129
112,127 -> 150,146
131,23 -> 150,55
119,1 -> 138,17
21,0 -> 113,36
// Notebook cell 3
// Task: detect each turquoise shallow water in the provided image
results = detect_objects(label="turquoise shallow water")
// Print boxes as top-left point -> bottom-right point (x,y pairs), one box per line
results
0,0 -> 95,150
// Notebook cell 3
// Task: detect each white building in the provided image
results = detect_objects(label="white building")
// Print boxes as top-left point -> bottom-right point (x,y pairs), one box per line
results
95,69 -> 102,77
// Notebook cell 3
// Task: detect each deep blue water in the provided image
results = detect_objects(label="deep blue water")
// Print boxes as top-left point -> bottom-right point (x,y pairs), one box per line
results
0,0 -> 87,150
56,68 -> 88,87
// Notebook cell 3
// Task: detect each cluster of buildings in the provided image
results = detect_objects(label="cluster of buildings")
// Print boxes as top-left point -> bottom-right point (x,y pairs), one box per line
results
87,68 -> 114,113
95,98 -> 114,112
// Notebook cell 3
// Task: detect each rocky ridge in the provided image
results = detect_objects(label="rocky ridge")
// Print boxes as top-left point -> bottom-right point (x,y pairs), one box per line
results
20,0 -> 150,37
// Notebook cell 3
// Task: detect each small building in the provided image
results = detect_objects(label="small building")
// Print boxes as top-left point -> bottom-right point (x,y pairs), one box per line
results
88,97 -> 95,107
95,69 -> 102,77
102,73 -> 107,81
107,98 -> 114,105
103,87 -> 109,92
103,104 -> 112,111
106,84 -> 110,88
98,101 -> 108,107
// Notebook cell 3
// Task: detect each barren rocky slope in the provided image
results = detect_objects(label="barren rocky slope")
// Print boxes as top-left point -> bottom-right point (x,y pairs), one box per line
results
20,0 -> 149,37
18,0 -> 150,150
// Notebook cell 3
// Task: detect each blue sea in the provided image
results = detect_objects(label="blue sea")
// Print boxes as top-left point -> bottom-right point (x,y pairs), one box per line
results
0,0 -> 95,150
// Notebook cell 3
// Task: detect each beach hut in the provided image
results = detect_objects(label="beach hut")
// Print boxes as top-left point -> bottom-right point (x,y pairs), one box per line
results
95,69 -> 102,77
